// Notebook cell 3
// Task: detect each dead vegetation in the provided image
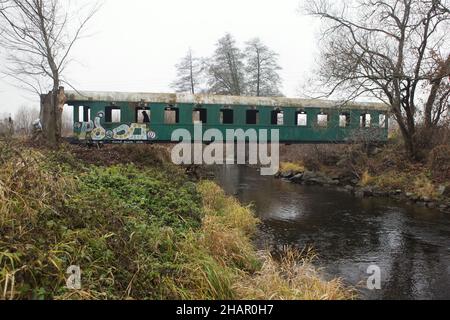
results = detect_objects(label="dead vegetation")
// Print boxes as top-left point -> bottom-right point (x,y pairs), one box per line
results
68,144 -> 173,168
235,247 -> 355,300
279,127 -> 450,201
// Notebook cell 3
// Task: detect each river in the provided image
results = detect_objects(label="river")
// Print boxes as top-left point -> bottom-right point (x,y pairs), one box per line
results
213,165 -> 450,300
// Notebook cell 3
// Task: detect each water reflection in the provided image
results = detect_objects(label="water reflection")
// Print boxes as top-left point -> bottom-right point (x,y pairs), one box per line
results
214,165 -> 450,300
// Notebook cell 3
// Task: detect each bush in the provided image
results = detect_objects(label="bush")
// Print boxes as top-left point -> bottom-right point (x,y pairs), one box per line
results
428,145 -> 450,182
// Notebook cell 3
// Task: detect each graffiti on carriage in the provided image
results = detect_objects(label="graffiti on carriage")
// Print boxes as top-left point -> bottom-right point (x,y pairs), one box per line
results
75,111 -> 157,142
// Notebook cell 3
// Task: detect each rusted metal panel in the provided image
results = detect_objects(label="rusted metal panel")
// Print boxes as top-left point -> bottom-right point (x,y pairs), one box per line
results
65,90 -> 389,111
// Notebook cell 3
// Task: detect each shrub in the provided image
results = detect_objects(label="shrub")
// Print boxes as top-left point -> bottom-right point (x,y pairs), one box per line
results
428,145 -> 450,182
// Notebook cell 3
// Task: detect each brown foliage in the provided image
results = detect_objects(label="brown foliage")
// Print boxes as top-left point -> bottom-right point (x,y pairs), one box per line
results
428,145 -> 450,183
69,144 -> 172,168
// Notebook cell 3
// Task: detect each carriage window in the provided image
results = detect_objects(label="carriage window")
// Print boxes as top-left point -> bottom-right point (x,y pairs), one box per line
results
379,114 -> 387,128
339,113 -> 351,128
193,108 -> 207,124
136,107 -> 151,123
296,111 -> 307,126
360,113 -> 371,128
317,113 -> 329,127
220,109 -> 234,124
165,107 -> 179,124
246,110 -> 259,125
78,106 -> 91,122
105,106 -> 121,123
271,110 -> 284,125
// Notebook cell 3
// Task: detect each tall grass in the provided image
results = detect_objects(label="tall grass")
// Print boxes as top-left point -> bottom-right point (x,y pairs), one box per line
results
360,170 -> 374,187
361,169 -> 440,200
279,162 -> 306,175
235,248 -> 355,300
0,141 -> 354,300
171,181 -> 355,301
0,142 -> 202,299
413,175 -> 438,200
163,181 -> 260,300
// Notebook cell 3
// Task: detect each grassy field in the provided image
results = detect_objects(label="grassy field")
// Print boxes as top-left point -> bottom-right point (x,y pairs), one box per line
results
0,140 -> 353,300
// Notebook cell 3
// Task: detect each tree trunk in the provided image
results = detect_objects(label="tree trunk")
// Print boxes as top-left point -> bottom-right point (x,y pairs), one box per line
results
425,55 -> 450,128
40,87 -> 66,146
402,130 -> 417,160
392,105 -> 419,159
256,50 -> 261,97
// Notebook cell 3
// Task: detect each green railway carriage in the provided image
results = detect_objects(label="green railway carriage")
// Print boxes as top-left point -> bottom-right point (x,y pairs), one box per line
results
66,91 -> 389,144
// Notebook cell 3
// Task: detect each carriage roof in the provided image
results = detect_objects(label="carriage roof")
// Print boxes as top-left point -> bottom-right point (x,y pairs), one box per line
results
65,91 -> 389,112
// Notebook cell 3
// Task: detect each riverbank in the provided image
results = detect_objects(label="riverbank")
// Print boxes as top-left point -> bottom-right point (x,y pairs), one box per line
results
0,141 -> 353,300
277,142 -> 450,213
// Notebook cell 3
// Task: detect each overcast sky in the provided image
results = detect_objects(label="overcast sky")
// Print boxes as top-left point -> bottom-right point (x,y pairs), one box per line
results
0,0 -> 320,116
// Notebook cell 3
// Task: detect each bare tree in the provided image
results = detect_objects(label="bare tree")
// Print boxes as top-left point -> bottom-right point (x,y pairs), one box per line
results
14,105 -> 39,136
0,0 -> 98,145
0,0 -> 8,13
206,33 -> 246,96
305,0 -> 450,158
171,48 -> 204,94
244,38 -> 283,97
425,50 -> 450,127
0,112 -> 9,136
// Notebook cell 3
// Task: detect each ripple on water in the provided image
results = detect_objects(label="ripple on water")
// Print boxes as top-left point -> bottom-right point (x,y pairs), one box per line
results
214,165 -> 450,300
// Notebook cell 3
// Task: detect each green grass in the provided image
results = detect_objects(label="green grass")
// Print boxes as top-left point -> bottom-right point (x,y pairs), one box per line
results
0,141 -> 353,300
0,142 -> 203,299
